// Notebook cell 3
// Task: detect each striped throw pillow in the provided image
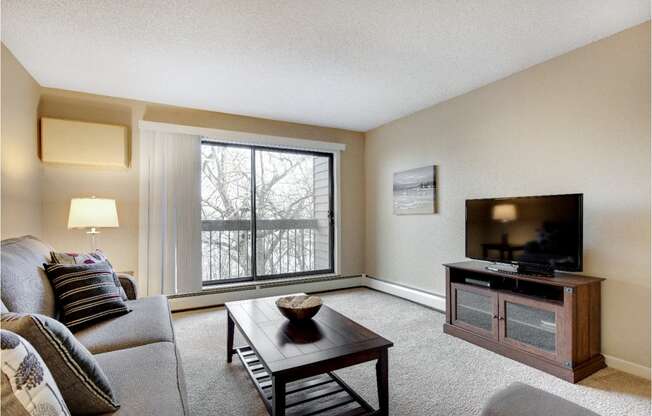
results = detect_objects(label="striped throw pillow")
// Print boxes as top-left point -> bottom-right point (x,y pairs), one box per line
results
44,262 -> 131,331
1,314 -> 120,413
50,253 -> 128,301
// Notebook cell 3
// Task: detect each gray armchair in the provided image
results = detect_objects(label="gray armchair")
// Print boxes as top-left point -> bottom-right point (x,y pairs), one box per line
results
482,383 -> 599,416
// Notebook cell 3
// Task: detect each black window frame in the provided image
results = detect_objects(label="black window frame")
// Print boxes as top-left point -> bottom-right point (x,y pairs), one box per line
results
201,140 -> 335,285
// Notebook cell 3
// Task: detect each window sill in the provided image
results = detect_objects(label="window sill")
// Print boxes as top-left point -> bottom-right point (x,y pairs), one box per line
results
168,273 -> 363,300
201,273 -> 344,292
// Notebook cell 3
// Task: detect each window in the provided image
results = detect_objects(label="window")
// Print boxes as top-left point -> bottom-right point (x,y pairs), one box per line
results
201,141 -> 334,284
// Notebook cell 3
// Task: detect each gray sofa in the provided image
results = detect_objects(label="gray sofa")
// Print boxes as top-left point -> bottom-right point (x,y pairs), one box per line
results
481,382 -> 599,416
1,235 -> 188,416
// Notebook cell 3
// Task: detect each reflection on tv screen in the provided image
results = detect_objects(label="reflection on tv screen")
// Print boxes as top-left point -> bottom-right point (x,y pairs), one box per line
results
466,194 -> 582,272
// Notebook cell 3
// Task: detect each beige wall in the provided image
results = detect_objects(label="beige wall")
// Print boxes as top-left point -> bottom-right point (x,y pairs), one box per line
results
38,92 -> 145,273
365,23 -> 651,368
1,45 -> 42,239
37,90 -> 366,277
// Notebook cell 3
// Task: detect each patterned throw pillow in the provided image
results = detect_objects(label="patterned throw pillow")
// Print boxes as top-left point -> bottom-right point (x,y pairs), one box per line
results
50,251 -> 127,301
1,330 -> 70,416
1,314 -> 120,414
50,250 -> 110,266
44,262 -> 131,331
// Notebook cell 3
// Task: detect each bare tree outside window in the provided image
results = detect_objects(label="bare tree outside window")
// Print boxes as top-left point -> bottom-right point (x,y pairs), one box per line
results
201,142 -> 333,283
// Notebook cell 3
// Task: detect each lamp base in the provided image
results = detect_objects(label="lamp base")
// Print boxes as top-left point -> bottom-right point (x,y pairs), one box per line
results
86,228 -> 100,251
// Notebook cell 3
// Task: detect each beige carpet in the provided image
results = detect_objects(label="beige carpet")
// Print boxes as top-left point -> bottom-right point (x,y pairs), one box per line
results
172,288 -> 651,415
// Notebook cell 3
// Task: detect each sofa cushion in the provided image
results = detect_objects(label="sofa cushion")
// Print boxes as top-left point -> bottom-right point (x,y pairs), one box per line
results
481,382 -> 599,416
75,296 -> 174,354
50,249 -> 111,266
50,251 -> 128,301
1,313 -> 120,414
95,342 -> 188,416
44,262 -> 131,331
1,236 -> 56,317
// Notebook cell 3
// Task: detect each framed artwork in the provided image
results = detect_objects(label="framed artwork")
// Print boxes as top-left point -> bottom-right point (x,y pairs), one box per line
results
393,165 -> 437,215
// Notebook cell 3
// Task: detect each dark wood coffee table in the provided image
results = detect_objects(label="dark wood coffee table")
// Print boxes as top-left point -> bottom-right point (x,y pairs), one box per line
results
226,294 -> 393,416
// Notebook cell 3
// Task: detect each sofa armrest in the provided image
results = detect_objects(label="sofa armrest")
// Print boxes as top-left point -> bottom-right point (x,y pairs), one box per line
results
116,273 -> 138,300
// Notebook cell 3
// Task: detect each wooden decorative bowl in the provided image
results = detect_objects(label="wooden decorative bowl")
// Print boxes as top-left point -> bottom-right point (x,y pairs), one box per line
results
276,295 -> 322,322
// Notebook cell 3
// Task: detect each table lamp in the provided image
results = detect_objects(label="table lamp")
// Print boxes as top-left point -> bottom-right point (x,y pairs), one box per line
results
68,197 -> 119,250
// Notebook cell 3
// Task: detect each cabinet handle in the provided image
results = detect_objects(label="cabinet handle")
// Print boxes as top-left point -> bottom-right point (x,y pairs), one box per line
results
492,315 -> 498,319
499,316 -> 505,321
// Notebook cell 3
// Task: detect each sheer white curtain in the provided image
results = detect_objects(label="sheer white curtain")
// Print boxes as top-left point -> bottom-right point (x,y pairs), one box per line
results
138,129 -> 202,296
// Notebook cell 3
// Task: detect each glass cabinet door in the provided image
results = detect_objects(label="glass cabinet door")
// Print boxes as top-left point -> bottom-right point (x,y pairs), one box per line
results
499,293 -> 563,362
451,283 -> 498,339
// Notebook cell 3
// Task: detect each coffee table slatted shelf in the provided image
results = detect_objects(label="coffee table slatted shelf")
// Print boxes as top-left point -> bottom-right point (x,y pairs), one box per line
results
236,346 -> 374,416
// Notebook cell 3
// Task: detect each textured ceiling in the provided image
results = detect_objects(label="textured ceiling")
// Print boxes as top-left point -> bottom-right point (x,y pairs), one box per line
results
2,1 -> 649,131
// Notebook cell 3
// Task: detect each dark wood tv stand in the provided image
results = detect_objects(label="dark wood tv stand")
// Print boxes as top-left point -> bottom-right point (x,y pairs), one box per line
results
443,261 -> 605,383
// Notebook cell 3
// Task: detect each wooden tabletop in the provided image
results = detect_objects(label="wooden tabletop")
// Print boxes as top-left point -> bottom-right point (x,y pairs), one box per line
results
225,294 -> 393,375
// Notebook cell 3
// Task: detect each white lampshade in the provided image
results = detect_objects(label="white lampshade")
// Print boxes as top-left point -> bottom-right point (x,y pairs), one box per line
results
492,204 -> 517,223
68,197 -> 119,229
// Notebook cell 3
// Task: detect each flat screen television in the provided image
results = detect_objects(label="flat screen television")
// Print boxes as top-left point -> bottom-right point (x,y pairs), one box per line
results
465,194 -> 583,274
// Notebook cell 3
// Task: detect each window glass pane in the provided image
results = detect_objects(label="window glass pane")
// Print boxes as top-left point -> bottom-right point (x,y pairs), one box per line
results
201,144 -> 252,282
255,149 -> 332,277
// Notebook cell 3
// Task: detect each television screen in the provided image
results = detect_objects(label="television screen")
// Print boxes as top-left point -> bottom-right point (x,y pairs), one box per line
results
466,194 -> 583,272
